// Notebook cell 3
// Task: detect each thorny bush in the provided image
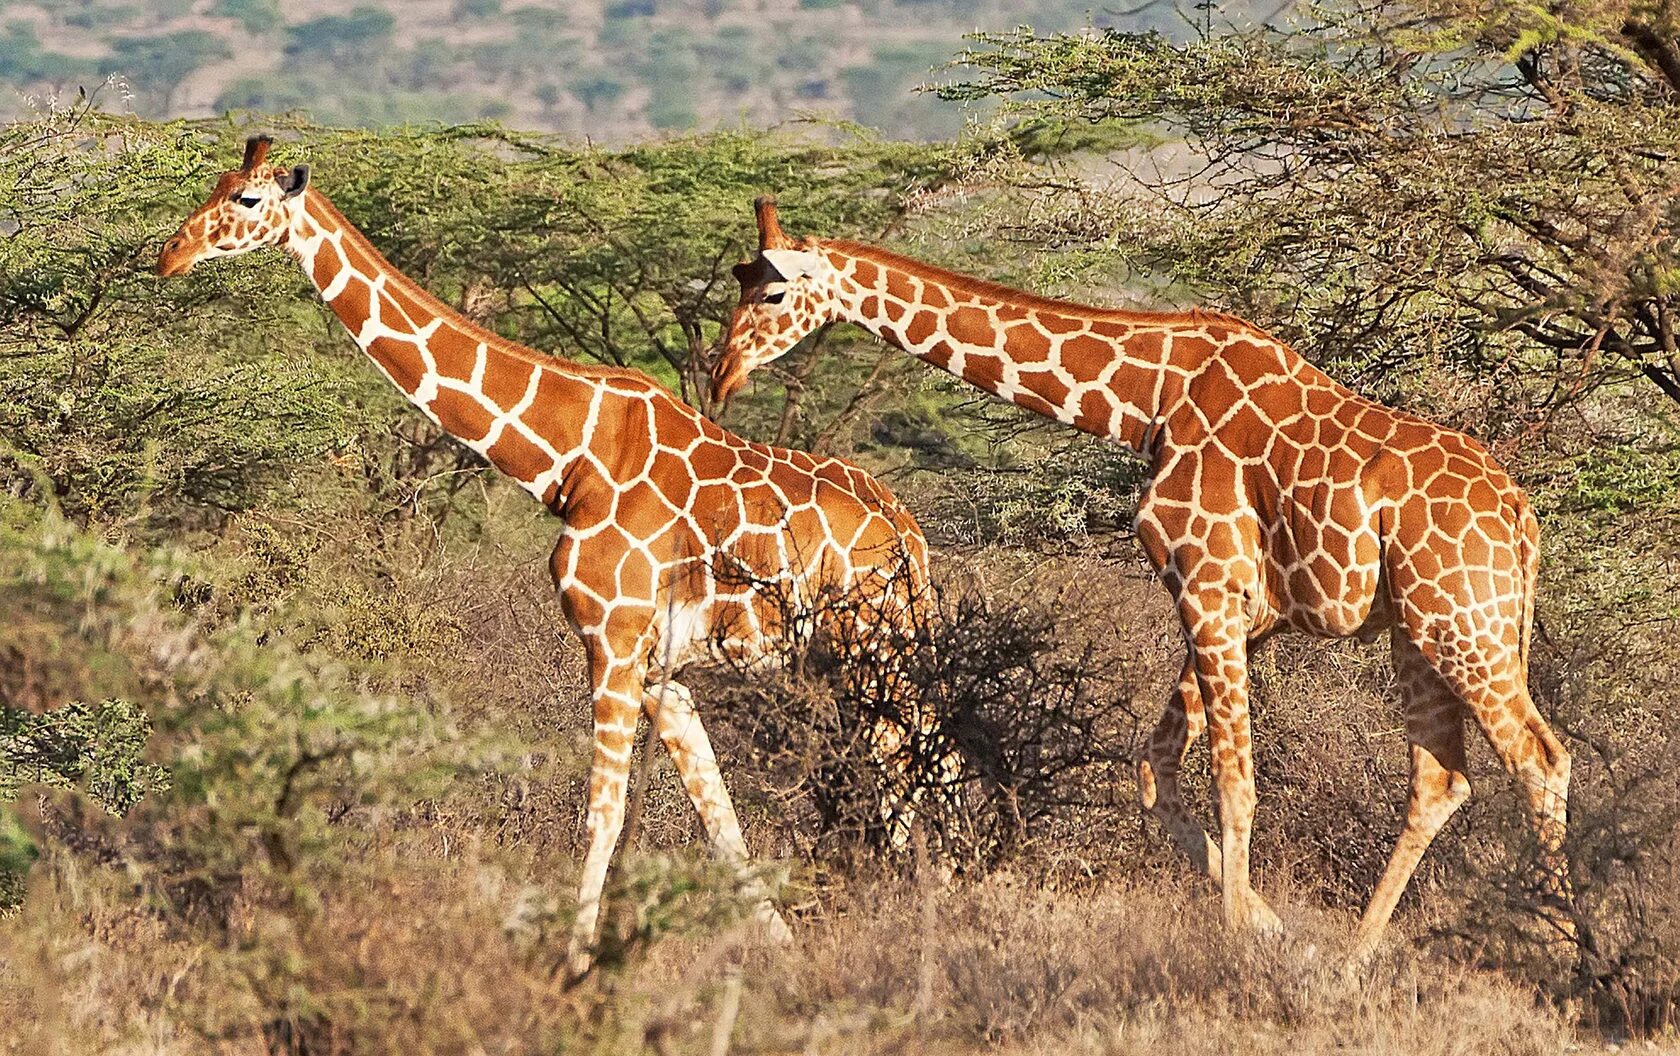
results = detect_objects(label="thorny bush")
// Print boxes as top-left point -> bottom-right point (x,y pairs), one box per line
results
687,546 -> 1136,874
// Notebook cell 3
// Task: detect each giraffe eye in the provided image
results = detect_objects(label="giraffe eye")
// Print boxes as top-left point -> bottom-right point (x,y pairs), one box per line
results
233,194 -> 263,209
764,291 -> 786,305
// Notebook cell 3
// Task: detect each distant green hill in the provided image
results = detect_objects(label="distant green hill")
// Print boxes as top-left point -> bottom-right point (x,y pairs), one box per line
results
0,0 -> 1234,139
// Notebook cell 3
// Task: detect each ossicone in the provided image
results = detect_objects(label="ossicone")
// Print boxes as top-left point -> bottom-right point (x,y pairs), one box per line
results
755,194 -> 794,251
242,134 -> 273,172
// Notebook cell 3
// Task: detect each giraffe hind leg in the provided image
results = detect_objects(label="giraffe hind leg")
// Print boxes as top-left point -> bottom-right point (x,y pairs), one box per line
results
1397,610 -> 1574,941
1136,652 -> 1222,884
1353,631 -> 1471,958
644,676 -> 792,946
868,711 -> 964,855
866,711 -> 935,855
1459,674 -> 1574,934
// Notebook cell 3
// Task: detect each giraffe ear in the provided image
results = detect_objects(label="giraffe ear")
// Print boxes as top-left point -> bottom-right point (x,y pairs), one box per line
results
277,164 -> 310,199
733,256 -> 785,287
242,135 -> 273,172
761,248 -> 818,281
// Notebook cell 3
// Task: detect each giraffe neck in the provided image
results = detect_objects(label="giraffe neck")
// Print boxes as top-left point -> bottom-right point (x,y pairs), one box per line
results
819,240 -> 1247,454
283,190 -> 599,508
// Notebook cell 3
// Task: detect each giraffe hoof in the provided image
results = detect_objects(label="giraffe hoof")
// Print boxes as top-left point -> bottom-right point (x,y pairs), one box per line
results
756,904 -> 794,947
1240,895 -> 1284,937
1340,943 -> 1378,982
564,947 -> 595,985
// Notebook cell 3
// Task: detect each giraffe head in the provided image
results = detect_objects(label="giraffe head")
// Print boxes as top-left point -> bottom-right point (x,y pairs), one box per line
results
711,196 -> 842,402
156,135 -> 312,277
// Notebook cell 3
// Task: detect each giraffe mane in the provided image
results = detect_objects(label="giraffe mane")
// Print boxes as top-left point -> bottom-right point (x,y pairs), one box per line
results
305,191 -> 651,384
822,239 -> 1272,339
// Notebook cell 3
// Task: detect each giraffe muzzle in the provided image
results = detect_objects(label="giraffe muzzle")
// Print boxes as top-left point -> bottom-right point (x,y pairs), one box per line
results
710,350 -> 751,404
155,236 -> 196,277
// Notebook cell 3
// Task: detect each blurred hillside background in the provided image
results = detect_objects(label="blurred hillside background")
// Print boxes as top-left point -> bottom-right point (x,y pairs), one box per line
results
0,0 -> 1284,138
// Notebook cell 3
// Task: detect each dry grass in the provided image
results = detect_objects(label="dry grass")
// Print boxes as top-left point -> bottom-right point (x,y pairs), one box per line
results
3,512 -> 1676,1054
723,877 -> 1579,1056
3,850 -> 1595,1056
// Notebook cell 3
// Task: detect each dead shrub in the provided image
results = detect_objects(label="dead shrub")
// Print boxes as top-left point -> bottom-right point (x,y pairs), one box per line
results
687,555 -> 1136,877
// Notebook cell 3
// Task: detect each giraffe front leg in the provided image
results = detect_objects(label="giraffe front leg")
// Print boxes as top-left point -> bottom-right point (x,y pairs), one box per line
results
867,714 -> 919,853
870,717 -> 966,871
643,677 -> 792,946
1136,651 -> 1222,885
1185,602 -> 1281,936
567,643 -> 647,979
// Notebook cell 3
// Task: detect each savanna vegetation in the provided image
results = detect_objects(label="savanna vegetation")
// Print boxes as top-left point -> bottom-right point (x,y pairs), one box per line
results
4,2 -> 1680,1052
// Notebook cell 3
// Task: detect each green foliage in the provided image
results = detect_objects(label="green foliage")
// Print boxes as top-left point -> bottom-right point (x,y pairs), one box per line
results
0,494 -> 495,914
0,339 -> 358,526
924,430 -> 1145,546
105,30 -> 230,108
589,854 -> 779,971
940,9 -> 1680,427
283,7 -> 396,64
1547,439 -> 1680,522
0,113 -> 368,527
0,694 -> 167,907
0,805 -> 34,907
1003,115 -> 1159,162
1,698 -> 169,815
208,0 -> 282,35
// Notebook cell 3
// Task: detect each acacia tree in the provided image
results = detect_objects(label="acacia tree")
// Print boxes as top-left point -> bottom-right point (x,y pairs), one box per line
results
940,2 -> 1680,432
458,131 -> 957,418
0,111 -> 966,527
937,10 -> 1680,1024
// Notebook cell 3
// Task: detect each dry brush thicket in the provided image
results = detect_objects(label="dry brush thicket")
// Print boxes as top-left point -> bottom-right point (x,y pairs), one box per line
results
0,521 -> 1621,1055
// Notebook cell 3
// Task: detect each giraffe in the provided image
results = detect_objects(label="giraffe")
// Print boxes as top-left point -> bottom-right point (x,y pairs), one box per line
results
155,139 -> 938,976
710,196 -> 1573,957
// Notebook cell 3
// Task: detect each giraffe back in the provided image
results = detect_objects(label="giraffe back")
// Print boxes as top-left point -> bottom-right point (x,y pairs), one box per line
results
548,373 -> 928,672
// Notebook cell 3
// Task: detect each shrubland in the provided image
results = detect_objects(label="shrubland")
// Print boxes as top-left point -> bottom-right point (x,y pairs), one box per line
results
5,8 -> 1680,1042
